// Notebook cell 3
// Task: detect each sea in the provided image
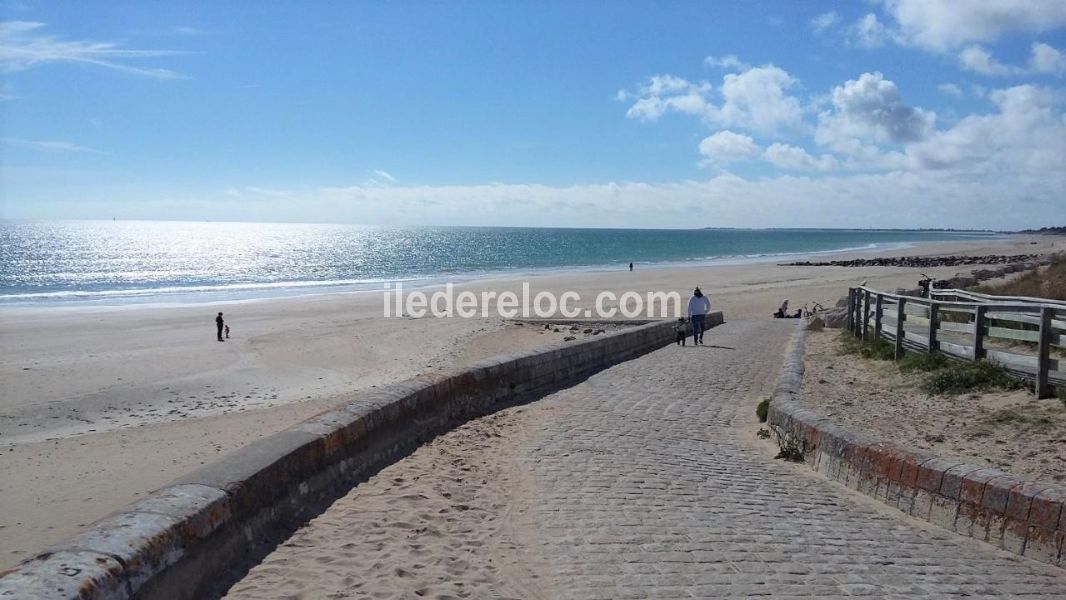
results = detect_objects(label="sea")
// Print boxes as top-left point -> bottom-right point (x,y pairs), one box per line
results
0,220 -> 1000,306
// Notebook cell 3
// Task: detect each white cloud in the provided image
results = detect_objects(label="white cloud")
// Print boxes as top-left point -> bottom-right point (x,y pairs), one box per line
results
811,11 -> 840,34
815,72 -> 935,158
849,14 -> 892,48
959,42 -> 1066,77
718,66 -> 804,132
0,21 -> 190,80
904,84 -> 1066,175
615,63 -> 1062,229
98,171 -> 1052,230
698,131 -> 760,164
1031,42 -> 1066,74
762,143 -> 838,172
362,169 -> 399,187
172,26 -> 206,36
703,54 -> 750,71
880,0 -> 1066,52
622,65 -> 802,133
1,137 -> 103,153
623,75 -> 713,122
372,169 -> 397,183
937,83 -> 964,97
959,44 -> 1023,75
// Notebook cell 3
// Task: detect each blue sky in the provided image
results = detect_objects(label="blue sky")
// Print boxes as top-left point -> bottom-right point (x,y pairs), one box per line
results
1,1 -> 1064,229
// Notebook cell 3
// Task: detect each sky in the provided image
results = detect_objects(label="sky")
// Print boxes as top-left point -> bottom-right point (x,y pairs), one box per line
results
1,0 -> 1065,229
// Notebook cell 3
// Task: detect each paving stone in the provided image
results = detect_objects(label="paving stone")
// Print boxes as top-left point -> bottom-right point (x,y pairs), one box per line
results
515,320 -> 1066,598
229,319 -> 1066,599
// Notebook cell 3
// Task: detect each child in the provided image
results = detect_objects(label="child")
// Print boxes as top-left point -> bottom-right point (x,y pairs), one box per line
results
674,317 -> 687,346
224,324 -> 230,339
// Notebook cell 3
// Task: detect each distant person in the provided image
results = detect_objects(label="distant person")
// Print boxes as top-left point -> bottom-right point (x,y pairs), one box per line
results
216,312 -> 225,342
224,324 -> 231,339
779,299 -> 789,316
687,287 -> 711,345
674,317 -> 688,346
629,262 -> 633,272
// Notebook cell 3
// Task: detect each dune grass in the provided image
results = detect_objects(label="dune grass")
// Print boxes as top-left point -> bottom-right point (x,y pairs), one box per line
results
837,330 -> 1027,395
922,360 -> 1027,395
837,330 -> 895,360
971,253 -> 1066,300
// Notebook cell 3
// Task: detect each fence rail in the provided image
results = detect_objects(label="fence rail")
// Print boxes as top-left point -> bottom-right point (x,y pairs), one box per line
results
847,286 -> 1064,398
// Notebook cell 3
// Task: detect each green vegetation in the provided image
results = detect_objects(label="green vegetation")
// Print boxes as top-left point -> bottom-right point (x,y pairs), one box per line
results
837,330 -> 895,360
839,331 -> 1026,395
897,351 -> 948,372
922,361 -> 1027,395
756,398 -> 770,423
972,253 -> 1066,301
774,438 -> 805,462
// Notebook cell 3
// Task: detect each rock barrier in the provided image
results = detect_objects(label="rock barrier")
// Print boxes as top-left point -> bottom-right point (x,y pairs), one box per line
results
781,253 -> 1046,268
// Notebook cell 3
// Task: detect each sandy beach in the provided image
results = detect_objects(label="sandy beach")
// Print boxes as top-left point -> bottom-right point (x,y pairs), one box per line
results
0,234 -> 1058,568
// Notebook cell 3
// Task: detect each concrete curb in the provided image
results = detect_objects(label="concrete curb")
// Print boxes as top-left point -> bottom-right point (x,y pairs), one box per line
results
0,312 -> 724,599
767,320 -> 1065,569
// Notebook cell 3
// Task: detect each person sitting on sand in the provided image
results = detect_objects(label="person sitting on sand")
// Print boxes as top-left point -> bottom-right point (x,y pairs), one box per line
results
779,299 -> 789,316
216,312 -> 225,342
674,317 -> 688,346
687,287 -> 711,345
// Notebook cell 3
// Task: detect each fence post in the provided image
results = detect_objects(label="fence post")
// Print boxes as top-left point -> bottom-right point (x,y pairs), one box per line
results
927,303 -> 939,354
855,289 -> 864,338
874,296 -> 882,343
874,292 -> 882,341
973,305 -> 986,361
847,288 -> 855,333
895,297 -> 906,359
862,290 -> 871,341
1036,307 -> 1052,399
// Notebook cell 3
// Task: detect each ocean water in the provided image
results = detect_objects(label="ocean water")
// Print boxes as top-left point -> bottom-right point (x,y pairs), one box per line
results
0,220 -> 997,305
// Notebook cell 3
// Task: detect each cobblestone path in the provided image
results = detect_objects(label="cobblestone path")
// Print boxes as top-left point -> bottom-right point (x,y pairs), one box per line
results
228,320 -> 1066,599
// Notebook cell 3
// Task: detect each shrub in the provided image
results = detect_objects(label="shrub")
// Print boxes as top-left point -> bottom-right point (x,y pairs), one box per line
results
897,351 -> 948,373
837,331 -> 895,360
775,438 -> 805,462
756,398 -> 770,423
923,361 -> 1027,395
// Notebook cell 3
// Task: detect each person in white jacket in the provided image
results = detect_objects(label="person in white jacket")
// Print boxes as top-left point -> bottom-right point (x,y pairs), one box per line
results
687,287 -> 711,345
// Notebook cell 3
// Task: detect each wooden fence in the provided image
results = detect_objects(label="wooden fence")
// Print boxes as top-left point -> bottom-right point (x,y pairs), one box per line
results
846,287 -> 1065,398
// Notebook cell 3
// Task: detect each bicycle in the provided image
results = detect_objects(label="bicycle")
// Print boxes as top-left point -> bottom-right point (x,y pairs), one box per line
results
802,302 -> 826,318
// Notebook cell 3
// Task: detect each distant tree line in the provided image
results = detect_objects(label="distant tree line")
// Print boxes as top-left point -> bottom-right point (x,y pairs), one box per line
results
1017,226 -> 1066,235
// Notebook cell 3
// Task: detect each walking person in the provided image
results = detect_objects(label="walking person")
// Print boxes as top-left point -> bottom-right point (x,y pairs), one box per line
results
216,312 -> 225,342
629,262 -> 633,272
687,287 -> 711,345
674,317 -> 688,346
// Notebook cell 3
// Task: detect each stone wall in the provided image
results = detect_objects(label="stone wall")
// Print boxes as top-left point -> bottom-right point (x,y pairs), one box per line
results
767,321 -> 1065,569
0,312 -> 724,599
